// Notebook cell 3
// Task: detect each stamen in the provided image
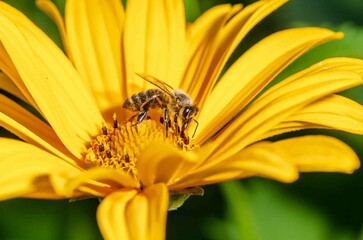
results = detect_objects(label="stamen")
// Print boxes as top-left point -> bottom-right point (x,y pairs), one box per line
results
113,113 -> 118,128
102,125 -> 107,135
85,114 -> 198,180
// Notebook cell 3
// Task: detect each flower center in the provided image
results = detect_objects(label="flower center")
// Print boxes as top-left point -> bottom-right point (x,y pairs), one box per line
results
85,114 -> 197,179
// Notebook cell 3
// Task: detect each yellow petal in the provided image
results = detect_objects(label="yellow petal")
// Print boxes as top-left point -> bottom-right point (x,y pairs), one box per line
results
0,42 -> 37,108
65,0 -> 125,112
254,57 -> 363,139
0,138 -> 82,201
36,0 -> 71,58
257,121 -> 313,141
97,183 -> 168,240
263,94 -> 363,139
280,57 -> 363,83
211,69 -> 363,161
123,0 -> 186,93
0,72 -> 28,103
62,168 -> 139,198
181,4 -> 243,90
137,142 -> 199,187
170,141 -> 298,189
196,27 -> 343,144
97,189 -> 138,240
184,0 -> 287,106
127,184 -> 168,240
0,71 -> 28,103
271,136 -> 360,173
172,135 -> 360,189
0,94 -> 80,166
0,2 -> 104,157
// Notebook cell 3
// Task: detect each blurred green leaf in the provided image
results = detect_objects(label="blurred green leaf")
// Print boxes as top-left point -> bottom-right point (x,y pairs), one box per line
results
205,180 -> 259,240
184,0 -> 201,22
206,179 -> 358,240
0,199 -> 102,240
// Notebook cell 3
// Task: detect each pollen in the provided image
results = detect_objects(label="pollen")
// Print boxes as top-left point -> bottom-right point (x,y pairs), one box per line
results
85,114 -> 197,179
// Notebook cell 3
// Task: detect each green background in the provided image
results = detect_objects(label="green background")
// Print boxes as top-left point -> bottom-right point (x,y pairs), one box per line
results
1,0 -> 363,239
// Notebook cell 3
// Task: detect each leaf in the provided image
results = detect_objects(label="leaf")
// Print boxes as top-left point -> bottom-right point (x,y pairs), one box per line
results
206,179 -> 340,240
183,0 -> 201,22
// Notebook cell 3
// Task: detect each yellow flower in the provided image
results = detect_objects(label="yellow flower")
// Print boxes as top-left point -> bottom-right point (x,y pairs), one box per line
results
1,0 -> 363,239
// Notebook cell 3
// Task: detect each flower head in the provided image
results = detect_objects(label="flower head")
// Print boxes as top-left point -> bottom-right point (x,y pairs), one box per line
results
1,0 -> 363,239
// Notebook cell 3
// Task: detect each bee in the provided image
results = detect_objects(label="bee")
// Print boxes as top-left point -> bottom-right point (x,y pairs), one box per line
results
122,73 -> 199,138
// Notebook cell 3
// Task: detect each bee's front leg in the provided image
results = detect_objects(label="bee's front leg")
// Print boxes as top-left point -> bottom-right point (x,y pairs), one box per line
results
162,109 -> 170,137
136,111 -> 148,123
173,113 -> 180,136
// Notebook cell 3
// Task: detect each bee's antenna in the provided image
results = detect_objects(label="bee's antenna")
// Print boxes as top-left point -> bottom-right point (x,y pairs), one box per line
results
192,119 -> 199,139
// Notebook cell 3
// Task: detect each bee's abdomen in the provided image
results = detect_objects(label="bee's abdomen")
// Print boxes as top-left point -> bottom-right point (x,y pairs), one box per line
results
123,89 -> 165,111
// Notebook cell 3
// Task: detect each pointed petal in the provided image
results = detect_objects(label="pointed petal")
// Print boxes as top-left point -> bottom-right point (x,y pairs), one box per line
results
0,94 -> 81,166
170,141 -> 298,189
181,4 -> 243,89
36,0 -> 71,58
172,135 -> 359,189
137,142 -> 199,187
263,94 -> 363,139
0,138 -> 82,200
0,2 -> 104,157
271,136 -> 360,173
97,183 -> 168,240
196,28 -> 343,144
184,0 -> 287,106
210,69 -> 363,161
61,168 -> 139,198
123,0 -> 186,93
65,0 -> 125,111
255,57 -> 363,139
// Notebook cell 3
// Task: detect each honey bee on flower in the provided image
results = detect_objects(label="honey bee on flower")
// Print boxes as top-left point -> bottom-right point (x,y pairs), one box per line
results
122,73 -> 199,141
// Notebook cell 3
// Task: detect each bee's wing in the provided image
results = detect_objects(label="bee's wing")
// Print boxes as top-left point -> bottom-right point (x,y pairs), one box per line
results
136,73 -> 174,97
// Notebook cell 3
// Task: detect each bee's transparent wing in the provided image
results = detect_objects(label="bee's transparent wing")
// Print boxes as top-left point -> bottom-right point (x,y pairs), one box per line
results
136,73 -> 174,97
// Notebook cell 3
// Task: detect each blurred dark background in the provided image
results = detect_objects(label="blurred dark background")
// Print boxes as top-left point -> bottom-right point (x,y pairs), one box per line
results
1,0 -> 363,239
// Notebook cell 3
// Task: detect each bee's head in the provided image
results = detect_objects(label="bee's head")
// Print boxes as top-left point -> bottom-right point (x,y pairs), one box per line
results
180,105 -> 198,121
179,105 -> 199,138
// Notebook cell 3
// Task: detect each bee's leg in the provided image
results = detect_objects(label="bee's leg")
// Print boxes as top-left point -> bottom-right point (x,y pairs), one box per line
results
137,96 -> 158,124
180,119 -> 192,139
180,123 -> 191,145
174,113 -> 180,136
191,119 -> 199,138
180,123 -> 186,139
136,111 -> 148,123
163,109 -> 170,137
158,109 -> 169,137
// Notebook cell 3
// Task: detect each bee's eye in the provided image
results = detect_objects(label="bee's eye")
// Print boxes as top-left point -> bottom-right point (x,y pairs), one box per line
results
182,107 -> 192,118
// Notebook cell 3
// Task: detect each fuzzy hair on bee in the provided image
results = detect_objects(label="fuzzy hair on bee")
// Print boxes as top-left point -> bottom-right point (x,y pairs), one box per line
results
122,73 -> 199,138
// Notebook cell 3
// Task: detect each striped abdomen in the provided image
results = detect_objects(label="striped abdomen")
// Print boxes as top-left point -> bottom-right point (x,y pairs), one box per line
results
122,89 -> 167,111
